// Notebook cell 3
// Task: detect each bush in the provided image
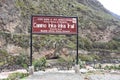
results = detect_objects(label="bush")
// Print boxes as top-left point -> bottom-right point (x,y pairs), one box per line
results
3,72 -> 29,80
78,37 -> 92,50
0,49 -> 15,65
58,55 -> 75,70
0,49 -> 8,63
79,54 -> 94,62
33,57 -> 46,71
104,65 -> 110,70
79,59 -> 86,68
15,53 -> 29,69
104,65 -> 120,70
92,40 -> 120,51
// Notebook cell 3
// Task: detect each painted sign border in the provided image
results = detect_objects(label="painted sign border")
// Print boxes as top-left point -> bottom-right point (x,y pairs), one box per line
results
31,16 -> 78,34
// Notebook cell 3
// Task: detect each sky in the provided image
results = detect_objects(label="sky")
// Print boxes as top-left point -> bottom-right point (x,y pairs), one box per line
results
97,0 -> 120,15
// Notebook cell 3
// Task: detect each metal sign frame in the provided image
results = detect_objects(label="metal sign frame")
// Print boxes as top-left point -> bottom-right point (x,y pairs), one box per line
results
30,15 -> 79,66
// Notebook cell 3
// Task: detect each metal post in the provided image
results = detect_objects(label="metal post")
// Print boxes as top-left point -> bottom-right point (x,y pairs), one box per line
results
74,17 -> 79,73
76,17 -> 79,65
30,16 -> 33,66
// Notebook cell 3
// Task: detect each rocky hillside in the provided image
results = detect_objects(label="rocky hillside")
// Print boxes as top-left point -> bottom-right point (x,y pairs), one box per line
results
0,0 -> 120,59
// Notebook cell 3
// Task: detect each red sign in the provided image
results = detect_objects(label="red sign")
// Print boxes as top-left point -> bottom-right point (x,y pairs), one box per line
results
32,16 -> 78,34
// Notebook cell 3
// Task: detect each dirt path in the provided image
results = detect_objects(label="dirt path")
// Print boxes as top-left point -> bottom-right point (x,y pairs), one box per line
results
22,71 -> 83,80
22,71 -> 120,80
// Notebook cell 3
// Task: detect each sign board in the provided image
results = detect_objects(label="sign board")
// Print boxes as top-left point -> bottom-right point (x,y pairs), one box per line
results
30,16 -> 79,66
32,16 -> 77,34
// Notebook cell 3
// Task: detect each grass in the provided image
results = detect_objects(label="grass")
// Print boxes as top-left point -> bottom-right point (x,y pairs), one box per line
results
0,62 -> 4,66
2,72 -> 29,80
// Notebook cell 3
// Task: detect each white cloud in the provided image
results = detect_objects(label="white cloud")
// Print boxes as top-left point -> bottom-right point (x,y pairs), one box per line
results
97,0 -> 120,15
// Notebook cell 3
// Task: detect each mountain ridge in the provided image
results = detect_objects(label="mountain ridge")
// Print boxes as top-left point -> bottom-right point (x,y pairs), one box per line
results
0,0 -> 120,55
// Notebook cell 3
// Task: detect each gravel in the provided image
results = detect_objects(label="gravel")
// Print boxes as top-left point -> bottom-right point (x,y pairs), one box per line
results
24,71 -> 83,80
23,71 -> 120,80
0,64 -> 23,72
89,74 -> 120,80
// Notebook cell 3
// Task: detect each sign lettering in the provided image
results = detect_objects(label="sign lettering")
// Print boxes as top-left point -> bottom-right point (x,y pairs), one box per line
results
32,16 -> 77,34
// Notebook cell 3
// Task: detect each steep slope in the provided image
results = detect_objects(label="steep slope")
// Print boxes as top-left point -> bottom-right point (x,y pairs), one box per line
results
0,0 -> 120,55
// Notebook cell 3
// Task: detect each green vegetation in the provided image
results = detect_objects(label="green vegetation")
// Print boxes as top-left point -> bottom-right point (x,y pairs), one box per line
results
1,0 -> 119,53
78,37 -> 92,50
0,49 -> 14,65
104,65 -> 120,70
78,35 -> 120,52
58,55 -> 75,70
15,53 -> 29,69
12,34 -> 29,48
0,32 -> 29,48
14,0 -> 120,25
2,72 -> 29,80
79,59 -> 86,68
0,0 -> 120,72
0,48 -> 29,69
79,54 -> 100,62
33,57 -> 46,71
93,40 -> 120,51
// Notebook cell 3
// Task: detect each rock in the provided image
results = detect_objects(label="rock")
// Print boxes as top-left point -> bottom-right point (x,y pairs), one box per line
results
86,65 -> 96,71
45,68 -> 58,72
110,70 -> 120,74
28,66 -> 34,75
6,44 -> 23,55
15,69 -> 28,73
79,68 -> 88,73
74,65 -> 80,73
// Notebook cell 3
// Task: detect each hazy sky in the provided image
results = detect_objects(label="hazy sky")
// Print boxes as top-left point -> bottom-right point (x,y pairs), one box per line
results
97,0 -> 120,15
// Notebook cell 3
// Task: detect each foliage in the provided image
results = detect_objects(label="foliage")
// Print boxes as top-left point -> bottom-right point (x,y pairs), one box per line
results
0,49 -> 14,65
1,0 -> 120,71
15,53 -> 29,69
104,65 -> 120,70
12,34 -> 29,48
58,55 -> 75,69
3,72 -> 29,80
79,54 -> 100,62
33,57 -> 46,71
92,40 -> 120,51
78,37 -> 92,50
0,32 -> 29,48
78,59 -> 86,68
98,63 -> 102,69
58,55 -> 75,63
79,54 -> 93,62
1,0 -> 120,53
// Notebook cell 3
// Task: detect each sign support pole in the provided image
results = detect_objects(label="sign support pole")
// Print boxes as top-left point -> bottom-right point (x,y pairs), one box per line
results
28,16 -> 34,75
30,16 -> 33,66
74,17 -> 79,73
76,17 -> 79,65
76,30 -> 79,65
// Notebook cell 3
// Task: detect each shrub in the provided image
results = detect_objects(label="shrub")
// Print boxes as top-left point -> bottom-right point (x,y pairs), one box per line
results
78,37 -> 92,50
104,65 -> 110,70
92,40 -> 120,51
104,65 -> 120,70
15,53 -> 29,69
0,49 -> 8,64
0,49 -> 15,65
3,72 -> 29,80
58,55 -> 75,69
79,59 -> 86,68
79,54 -> 94,62
33,57 -> 46,71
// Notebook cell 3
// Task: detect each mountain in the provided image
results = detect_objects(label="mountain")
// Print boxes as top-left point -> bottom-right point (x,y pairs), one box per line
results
0,0 -> 120,60
110,12 -> 120,20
